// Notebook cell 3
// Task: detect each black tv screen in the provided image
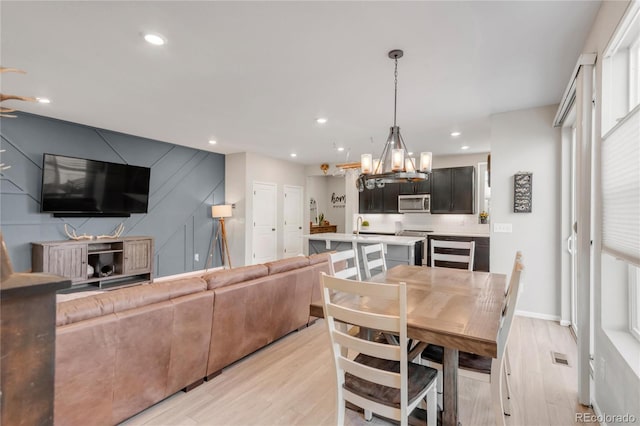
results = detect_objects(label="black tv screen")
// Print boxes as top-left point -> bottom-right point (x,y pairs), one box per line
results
41,154 -> 151,217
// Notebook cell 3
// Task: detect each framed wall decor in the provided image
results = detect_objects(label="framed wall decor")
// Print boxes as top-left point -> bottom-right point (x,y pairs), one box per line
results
513,172 -> 532,213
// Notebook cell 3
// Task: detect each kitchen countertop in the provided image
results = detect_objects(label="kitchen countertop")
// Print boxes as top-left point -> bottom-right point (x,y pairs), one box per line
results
304,233 -> 424,246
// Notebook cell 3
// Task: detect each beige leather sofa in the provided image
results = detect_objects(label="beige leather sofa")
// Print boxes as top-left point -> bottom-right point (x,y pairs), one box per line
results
54,253 -> 330,426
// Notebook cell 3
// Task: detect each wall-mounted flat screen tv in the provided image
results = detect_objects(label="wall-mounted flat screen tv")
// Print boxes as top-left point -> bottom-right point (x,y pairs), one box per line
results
41,153 -> 151,217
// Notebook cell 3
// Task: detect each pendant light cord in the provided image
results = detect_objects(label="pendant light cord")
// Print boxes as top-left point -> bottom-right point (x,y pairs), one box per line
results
393,57 -> 398,127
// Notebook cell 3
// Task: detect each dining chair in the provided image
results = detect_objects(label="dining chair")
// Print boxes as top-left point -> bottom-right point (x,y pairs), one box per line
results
421,251 -> 524,426
320,273 -> 438,426
430,240 -> 476,271
328,249 -> 362,281
361,243 -> 387,279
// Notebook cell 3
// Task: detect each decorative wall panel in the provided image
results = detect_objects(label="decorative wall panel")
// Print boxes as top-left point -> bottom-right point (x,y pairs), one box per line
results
0,112 -> 225,276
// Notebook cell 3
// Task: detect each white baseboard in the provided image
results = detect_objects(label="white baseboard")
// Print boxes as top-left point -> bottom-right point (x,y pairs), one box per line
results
515,310 -> 561,322
560,319 -> 571,327
592,399 -> 606,426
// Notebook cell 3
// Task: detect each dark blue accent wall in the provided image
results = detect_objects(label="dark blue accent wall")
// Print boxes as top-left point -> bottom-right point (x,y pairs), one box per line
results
0,112 -> 225,277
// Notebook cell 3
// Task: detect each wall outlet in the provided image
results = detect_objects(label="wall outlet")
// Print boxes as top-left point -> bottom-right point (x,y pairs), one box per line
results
493,223 -> 513,233
194,253 -> 199,262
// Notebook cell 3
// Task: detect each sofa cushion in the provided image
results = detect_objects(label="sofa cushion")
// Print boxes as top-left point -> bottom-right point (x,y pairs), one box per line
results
264,257 -> 310,275
56,277 -> 206,326
204,265 -> 269,289
308,252 -> 331,265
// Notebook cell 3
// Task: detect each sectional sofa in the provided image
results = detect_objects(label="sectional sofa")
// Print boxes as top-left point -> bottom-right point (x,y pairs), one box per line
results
54,253 -> 331,426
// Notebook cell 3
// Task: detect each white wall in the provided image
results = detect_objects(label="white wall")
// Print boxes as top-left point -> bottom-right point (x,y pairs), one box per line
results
490,104 -> 561,318
326,176 -> 346,232
226,152 -> 306,266
224,153 -> 246,268
306,176 -> 328,225
306,175 -> 346,232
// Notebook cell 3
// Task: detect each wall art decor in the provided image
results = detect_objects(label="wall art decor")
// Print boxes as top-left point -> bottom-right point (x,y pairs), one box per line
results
513,172 -> 533,213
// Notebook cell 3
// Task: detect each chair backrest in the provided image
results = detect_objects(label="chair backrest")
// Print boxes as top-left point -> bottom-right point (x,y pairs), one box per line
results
361,243 -> 387,279
321,273 -> 409,422
497,251 -> 524,359
430,240 -> 476,271
328,249 -> 362,281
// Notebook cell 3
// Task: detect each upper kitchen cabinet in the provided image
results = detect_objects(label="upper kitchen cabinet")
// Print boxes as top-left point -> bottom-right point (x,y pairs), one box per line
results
359,183 -> 399,213
399,178 -> 431,195
430,166 -> 475,214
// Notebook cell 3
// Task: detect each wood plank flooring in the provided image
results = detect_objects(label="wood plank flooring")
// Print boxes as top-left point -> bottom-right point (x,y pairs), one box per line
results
121,316 -> 595,426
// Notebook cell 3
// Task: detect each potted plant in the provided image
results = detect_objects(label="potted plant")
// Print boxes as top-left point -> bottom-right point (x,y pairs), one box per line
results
361,220 -> 370,229
479,211 -> 489,224
318,213 -> 324,225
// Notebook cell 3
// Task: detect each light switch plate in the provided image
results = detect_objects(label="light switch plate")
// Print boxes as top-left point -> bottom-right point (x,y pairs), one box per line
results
194,253 -> 199,262
493,223 -> 513,233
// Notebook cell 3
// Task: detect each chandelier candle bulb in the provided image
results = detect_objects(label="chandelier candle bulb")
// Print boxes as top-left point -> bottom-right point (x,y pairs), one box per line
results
420,152 -> 433,173
405,157 -> 416,173
392,149 -> 404,171
361,154 -> 372,174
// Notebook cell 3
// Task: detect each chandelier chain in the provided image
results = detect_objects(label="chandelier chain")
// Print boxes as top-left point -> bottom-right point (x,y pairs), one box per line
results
393,57 -> 398,127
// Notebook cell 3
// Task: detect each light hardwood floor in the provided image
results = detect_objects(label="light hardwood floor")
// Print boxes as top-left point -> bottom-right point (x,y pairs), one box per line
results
121,316 -> 596,426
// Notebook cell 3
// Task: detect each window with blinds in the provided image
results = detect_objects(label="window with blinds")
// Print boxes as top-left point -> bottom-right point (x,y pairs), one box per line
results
601,105 -> 640,266
602,3 -> 640,268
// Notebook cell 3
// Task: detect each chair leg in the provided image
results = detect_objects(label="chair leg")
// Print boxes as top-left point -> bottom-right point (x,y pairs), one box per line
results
505,346 -> 512,376
502,366 -> 512,415
336,397 -> 345,426
427,385 -> 437,426
436,369 -> 443,409
490,360 -> 506,426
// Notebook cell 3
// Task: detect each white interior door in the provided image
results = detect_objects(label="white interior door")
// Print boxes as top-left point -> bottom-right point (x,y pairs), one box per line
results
252,182 -> 277,264
283,185 -> 303,258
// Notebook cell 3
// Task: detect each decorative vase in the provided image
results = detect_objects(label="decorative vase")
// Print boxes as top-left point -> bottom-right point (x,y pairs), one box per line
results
87,264 -> 94,278
480,218 -> 487,224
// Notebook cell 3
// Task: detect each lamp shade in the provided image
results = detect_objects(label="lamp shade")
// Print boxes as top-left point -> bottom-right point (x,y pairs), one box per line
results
211,204 -> 232,218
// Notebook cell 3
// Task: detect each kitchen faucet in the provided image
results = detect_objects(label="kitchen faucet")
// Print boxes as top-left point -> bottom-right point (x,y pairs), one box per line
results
356,216 -> 363,235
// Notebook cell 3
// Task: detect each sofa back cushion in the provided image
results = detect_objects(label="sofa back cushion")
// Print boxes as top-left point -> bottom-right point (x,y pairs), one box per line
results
56,277 -> 206,326
203,264 -> 268,290
308,252 -> 332,265
264,256 -> 310,275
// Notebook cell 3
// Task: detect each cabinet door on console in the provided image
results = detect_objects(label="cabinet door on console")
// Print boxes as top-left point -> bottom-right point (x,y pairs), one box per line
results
46,244 -> 87,282
123,240 -> 152,275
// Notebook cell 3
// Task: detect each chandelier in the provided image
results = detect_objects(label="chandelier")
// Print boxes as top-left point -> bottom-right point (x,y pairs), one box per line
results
357,50 -> 432,192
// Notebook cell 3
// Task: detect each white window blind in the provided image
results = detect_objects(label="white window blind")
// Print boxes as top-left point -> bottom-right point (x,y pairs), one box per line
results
601,105 -> 640,267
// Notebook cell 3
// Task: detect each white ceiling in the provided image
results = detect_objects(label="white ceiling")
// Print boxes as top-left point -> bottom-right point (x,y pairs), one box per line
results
1,1 -> 600,165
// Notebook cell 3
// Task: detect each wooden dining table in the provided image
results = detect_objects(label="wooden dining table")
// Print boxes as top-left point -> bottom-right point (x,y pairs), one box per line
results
309,264 -> 507,426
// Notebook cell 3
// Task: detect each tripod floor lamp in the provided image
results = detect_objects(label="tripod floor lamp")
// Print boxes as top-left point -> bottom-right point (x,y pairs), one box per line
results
210,204 -> 232,269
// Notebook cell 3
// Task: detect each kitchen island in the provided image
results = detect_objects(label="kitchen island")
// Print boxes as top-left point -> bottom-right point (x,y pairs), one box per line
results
304,233 -> 425,276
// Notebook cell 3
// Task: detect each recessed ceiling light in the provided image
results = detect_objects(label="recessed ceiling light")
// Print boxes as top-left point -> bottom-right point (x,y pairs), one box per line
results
337,147 -> 345,152
37,97 -> 51,104
316,118 -> 328,124
450,131 -> 461,137
407,152 -> 413,156
144,33 -> 166,46
208,140 -> 217,145
290,153 -> 297,157
461,145 -> 470,150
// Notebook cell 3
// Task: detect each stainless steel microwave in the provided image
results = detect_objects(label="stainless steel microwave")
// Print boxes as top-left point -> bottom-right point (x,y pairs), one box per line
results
398,194 -> 430,213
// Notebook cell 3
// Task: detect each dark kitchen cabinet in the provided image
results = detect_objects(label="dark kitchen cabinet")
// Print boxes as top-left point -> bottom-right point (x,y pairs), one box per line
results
399,178 -> 431,195
427,235 -> 490,272
430,166 -> 475,214
359,183 -> 399,213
